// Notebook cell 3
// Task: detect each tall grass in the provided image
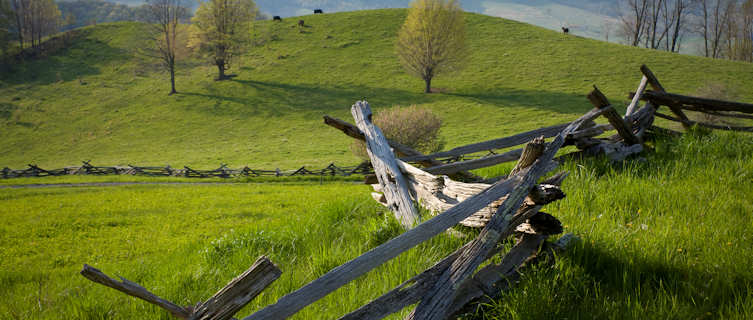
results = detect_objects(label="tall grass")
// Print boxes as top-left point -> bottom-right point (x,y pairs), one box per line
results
1,130 -> 751,319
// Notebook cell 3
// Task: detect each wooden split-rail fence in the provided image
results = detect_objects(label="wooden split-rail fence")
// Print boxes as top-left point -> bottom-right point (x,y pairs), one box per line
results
1,161 -> 374,179
80,65 -> 752,320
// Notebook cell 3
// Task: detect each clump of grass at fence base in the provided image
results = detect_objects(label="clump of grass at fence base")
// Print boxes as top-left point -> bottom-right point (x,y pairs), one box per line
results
2,9 -> 753,169
1,130 -> 751,319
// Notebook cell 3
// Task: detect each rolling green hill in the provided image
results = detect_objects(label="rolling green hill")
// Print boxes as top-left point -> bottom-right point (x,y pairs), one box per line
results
1,9 -> 752,169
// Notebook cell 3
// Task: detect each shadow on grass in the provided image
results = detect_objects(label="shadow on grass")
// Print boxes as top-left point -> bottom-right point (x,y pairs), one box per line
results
463,240 -> 751,319
181,79 -> 605,121
181,79 -> 439,118
448,87 -> 595,116
0,30 -> 129,86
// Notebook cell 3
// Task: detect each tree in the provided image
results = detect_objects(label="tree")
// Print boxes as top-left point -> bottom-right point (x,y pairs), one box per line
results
8,0 -> 60,51
395,0 -> 466,93
145,0 -> 188,95
0,0 -> 11,55
190,0 -> 257,80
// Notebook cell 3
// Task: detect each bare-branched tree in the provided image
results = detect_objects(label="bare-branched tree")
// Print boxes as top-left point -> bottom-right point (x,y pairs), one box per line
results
145,0 -> 188,95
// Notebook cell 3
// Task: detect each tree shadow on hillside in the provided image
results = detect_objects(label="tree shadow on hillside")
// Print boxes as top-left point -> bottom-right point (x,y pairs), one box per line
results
181,79 -> 439,119
1,37 -> 127,87
180,79 -> 607,121
448,88 -> 602,116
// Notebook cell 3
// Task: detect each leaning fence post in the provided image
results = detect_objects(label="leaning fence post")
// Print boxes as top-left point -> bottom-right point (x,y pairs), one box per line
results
351,100 -> 420,229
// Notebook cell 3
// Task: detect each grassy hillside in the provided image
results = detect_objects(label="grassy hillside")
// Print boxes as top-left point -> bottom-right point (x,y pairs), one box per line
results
1,9 -> 752,169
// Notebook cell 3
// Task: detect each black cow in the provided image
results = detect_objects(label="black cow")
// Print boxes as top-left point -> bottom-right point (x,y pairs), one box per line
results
298,19 -> 305,27
562,27 -> 569,34
273,16 -> 282,21
314,9 -> 323,14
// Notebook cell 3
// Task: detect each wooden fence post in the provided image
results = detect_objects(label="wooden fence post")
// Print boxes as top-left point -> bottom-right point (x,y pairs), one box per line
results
351,100 -> 420,229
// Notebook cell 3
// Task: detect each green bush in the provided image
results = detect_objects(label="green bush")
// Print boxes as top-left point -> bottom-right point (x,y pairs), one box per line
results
351,105 -> 445,160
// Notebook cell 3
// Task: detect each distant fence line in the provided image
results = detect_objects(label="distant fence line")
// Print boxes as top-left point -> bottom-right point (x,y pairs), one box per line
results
0,161 -> 376,179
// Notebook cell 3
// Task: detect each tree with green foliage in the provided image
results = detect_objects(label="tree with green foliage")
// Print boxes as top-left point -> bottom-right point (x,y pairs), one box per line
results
395,0 -> 466,93
145,0 -> 188,95
190,0 -> 257,80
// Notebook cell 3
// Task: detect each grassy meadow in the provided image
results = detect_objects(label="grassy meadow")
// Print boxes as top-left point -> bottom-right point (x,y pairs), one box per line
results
0,130 -> 751,319
1,7 -> 752,320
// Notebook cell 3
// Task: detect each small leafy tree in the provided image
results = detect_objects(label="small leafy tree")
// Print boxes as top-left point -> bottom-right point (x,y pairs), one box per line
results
190,0 -> 257,80
396,0 -> 466,93
351,105 -> 445,160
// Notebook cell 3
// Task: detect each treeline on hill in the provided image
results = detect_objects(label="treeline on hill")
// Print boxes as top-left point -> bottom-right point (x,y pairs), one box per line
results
616,0 -> 753,62
56,0 -> 153,30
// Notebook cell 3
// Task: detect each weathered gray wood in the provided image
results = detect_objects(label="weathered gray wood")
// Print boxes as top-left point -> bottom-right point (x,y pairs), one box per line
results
445,233 -> 547,317
351,101 -> 420,228
636,90 -> 753,114
654,112 -> 753,132
450,233 -> 579,318
587,86 -> 642,145
567,123 -> 614,140
243,149 -> 559,320
640,65 -> 692,129
338,203 -> 547,320
80,264 -> 191,319
408,108 -> 596,320
423,148 -> 523,176
401,123 -> 570,163
626,76 -> 649,117
394,161 -> 564,228
510,136 -> 546,176
191,257 -> 281,320
323,115 -> 481,181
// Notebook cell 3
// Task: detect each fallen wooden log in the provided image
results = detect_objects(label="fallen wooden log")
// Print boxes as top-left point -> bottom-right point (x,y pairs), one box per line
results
190,256 -> 282,320
80,264 -> 192,319
389,160 -> 564,228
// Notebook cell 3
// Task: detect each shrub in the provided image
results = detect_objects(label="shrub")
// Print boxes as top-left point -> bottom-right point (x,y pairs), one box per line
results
351,105 -> 445,160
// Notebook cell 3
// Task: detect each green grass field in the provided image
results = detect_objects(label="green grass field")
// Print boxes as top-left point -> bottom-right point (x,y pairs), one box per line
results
0,130 -> 751,319
1,8 -> 752,320
1,9 -> 752,169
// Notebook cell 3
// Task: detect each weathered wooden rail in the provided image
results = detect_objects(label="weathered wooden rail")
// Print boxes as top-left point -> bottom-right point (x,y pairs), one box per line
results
79,65 -> 751,320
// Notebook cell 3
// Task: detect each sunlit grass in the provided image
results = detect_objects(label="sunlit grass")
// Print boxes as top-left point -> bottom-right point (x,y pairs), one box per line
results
1,131 -> 751,319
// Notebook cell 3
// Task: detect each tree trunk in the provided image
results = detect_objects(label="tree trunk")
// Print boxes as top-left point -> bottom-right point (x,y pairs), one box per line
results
169,64 -> 177,95
424,77 -> 431,93
217,60 -> 226,80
